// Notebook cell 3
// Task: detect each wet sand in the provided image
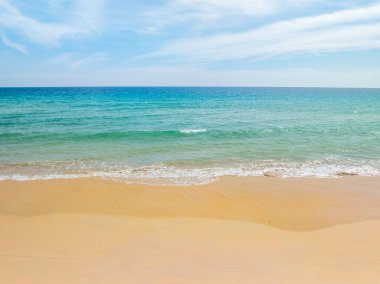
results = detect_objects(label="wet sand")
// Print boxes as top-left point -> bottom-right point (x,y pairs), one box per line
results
0,177 -> 380,283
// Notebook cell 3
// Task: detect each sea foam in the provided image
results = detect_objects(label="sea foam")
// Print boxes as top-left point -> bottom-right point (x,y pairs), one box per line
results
0,158 -> 378,185
179,129 -> 207,134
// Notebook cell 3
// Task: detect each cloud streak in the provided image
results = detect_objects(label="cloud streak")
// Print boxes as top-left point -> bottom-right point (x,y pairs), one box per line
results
145,0 -> 280,23
146,2 -> 380,61
1,34 -> 27,54
0,0 -> 106,45
142,0 -> 335,32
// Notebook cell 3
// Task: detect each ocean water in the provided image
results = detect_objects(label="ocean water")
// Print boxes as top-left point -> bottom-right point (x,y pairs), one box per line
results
0,87 -> 379,184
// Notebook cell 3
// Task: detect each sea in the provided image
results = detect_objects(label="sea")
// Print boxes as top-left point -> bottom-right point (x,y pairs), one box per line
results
1,87 -> 379,185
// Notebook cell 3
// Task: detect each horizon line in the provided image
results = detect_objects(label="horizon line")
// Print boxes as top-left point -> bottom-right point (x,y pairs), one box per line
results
1,86 -> 380,89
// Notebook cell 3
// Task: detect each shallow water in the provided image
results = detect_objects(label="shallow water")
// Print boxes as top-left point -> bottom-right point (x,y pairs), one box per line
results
1,87 -> 379,184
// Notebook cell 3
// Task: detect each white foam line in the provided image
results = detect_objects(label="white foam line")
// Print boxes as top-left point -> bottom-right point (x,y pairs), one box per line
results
179,129 -> 207,134
0,161 -> 379,185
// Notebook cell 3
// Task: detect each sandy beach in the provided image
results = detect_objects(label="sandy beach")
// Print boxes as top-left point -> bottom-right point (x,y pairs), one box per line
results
2,0 -> 380,282
0,177 -> 379,283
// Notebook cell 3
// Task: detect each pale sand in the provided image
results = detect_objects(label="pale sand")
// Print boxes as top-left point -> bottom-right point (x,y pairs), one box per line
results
0,177 -> 380,283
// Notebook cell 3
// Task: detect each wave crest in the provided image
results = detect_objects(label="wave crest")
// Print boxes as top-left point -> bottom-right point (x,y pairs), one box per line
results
179,129 -> 207,134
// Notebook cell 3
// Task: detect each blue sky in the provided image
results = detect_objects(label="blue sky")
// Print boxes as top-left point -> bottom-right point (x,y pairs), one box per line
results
1,0 -> 380,87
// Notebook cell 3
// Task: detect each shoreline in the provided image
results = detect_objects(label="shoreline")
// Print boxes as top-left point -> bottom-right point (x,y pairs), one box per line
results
1,160 -> 378,185
1,176 -> 380,283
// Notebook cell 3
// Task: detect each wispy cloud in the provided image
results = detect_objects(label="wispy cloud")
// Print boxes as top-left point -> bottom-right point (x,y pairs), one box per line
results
1,0 -> 380,88
146,2 -> 380,61
145,0 -> 280,22
1,34 -> 27,54
142,0 -> 256,32
0,0 -> 106,45
142,0 -> 329,31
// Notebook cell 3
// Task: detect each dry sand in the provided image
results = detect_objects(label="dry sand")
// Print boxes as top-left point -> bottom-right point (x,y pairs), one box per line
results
0,177 -> 379,283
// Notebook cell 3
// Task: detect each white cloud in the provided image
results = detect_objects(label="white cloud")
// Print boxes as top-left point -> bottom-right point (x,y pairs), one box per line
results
152,0 -> 279,19
142,0 -> 331,31
146,2 -> 380,61
0,0 -> 106,45
1,34 -> 27,54
142,0 -> 273,31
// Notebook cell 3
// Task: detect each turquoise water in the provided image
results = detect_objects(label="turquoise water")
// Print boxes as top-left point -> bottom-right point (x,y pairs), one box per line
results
1,87 -> 379,184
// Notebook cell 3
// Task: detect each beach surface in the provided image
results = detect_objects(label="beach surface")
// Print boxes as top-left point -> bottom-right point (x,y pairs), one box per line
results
1,177 -> 380,283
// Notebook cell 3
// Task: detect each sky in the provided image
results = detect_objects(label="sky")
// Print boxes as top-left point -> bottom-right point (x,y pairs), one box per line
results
1,0 -> 380,87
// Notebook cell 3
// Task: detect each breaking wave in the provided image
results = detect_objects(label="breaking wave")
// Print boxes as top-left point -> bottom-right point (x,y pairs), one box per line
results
0,158 -> 379,185
179,129 -> 207,134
